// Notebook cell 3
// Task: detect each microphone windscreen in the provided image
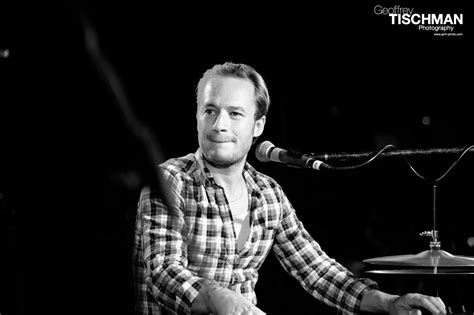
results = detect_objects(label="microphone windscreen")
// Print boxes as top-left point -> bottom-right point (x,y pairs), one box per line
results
255,141 -> 274,162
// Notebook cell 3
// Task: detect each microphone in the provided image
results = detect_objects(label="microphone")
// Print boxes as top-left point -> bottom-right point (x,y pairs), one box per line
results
255,141 -> 330,170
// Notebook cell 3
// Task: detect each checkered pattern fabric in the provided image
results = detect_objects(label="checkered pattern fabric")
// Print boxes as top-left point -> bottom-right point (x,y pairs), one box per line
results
133,150 -> 378,314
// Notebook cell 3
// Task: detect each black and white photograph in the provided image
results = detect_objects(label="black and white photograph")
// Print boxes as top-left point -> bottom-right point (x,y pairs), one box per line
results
0,1 -> 472,314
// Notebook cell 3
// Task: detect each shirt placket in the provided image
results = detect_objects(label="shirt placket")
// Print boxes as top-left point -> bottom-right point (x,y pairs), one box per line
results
231,190 -> 263,288
213,184 -> 237,286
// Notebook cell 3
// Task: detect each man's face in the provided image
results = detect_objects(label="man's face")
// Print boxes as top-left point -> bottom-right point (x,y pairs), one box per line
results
197,76 -> 265,168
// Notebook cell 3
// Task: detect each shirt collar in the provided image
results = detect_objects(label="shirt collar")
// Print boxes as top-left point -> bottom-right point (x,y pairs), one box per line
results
193,148 -> 214,185
193,148 -> 264,195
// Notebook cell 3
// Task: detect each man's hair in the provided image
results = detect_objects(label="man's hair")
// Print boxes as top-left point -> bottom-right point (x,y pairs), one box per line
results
196,62 -> 270,120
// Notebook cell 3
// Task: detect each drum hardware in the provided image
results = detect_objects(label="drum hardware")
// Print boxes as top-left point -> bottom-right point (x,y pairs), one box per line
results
363,184 -> 474,313
364,185 -> 474,270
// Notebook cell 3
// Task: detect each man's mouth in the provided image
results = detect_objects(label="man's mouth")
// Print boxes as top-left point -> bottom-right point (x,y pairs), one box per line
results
208,138 -> 233,143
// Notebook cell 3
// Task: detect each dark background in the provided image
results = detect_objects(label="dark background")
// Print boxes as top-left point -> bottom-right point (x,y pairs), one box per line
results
1,1 -> 472,314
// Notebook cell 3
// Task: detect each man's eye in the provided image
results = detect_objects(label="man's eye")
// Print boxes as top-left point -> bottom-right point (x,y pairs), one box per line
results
230,111 -> 243,117
204,109 -> 216,115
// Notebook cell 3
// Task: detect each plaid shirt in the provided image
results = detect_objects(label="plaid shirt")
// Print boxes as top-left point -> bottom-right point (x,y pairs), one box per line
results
133,149 -> 378,314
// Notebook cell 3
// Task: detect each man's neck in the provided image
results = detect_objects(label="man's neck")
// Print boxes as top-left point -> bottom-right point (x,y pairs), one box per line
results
203,158 -> 246,190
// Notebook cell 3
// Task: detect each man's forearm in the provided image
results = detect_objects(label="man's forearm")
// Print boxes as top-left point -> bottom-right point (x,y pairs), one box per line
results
191,282 -> 266,315
191,280 -> 220,313
360,289 -> 399,313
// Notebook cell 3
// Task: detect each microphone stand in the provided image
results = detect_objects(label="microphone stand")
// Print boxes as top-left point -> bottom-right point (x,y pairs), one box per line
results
309,147 -> 474,162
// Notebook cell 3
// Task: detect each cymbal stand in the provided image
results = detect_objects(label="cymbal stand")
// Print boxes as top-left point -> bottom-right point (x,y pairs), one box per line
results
420,184 -> 441,273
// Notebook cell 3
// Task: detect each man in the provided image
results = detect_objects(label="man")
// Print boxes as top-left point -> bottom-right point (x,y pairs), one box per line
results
133,62 -> 446,314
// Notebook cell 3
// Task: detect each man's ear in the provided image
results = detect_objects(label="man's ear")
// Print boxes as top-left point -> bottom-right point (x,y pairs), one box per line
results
253,116 -> 266,137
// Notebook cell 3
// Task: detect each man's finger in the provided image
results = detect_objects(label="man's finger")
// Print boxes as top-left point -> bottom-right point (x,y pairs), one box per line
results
412,294 -> 443,314
428,296 -> 446,313
408,309 -> 422,315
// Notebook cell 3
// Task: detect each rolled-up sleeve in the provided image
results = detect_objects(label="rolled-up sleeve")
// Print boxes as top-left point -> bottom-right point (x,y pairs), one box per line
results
138,169 -> 206,314
272,191 -> 378,314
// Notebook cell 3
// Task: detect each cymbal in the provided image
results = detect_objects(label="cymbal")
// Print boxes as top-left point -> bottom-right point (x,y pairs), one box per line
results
366,269 -> 474,275
363,249 -> 474,267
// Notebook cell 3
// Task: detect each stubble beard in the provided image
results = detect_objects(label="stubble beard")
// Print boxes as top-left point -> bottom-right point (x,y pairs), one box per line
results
202,152 -> 246,169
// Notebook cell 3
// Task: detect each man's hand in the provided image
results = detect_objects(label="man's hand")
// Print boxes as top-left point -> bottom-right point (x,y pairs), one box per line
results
388,293 -> 446,315
361,290 -> 446,315
208,287 -> 266,315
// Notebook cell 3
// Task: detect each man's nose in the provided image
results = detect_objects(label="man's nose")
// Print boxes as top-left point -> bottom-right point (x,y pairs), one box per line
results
212,112 -> 230,131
